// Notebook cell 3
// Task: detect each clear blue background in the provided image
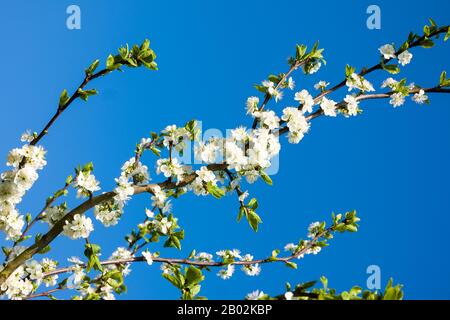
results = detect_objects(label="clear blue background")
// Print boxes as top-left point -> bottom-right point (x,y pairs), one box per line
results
0,0 -> 449,300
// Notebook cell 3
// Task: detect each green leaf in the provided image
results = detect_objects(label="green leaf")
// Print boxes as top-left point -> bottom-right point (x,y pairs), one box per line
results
163,273 -> 183,289
296,44 -> 307,60
237,206 -> 246,222
38,245 -> 51,254
345,65 -> 355,77
26,213 -> 32,224
59,89 -> 70,108
420,39 -> 435,48
247,209 -> 262,232
85,59 -> 100,76
149,145 -> 161,157
285,261 -> 297,269
259,171 -> 273,186
247,198 -> 258,210
140,39 -> 150,51
206,182 -> 225,199
77,88 -> 98,102
383,64 -> 400,74
445,27 -> 450,41
185,266 -> 204,287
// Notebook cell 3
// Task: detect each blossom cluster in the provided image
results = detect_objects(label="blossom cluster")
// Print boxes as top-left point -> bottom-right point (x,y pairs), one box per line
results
0,137 -> 47,240
0,257 -> 57,300
94,157 -> 150,229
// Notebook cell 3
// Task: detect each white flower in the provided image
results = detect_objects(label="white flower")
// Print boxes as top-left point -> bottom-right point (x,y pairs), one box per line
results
62,214 -> 94,239
74,172 -> 100,198
294,90 -> 314,113
217,265 -> 235,280
282,107 -> 310,143
42,204 -> 67,227
94,199 -> 123,227
231,127 -> 248,142
344,95 -> 359,117
216,249 -> 241,260
246,290 -> 265,300
304,61 -> 322,74
307,245 -> 322,255
320,97 -> 337,117
240,254 -> 261,276
142,250 -> 154,265
20,130 -> 34,143
238,191 -> 249,202
262,80 -> 274,88
195,140 -> 220,164
14,166 -> 38,191
68,256 -> 84,265
25,260 -> 43,282
287,77 -> 295,90
120,157 -> 150,183
307,221 -> 321,238
151,185 -> 167,208
390,93 -> 406,107
381,78 -> 398,89
284,243 -> 304,259
314,81 -> 329,90
346,73 -> 375,92
412,89 -> 428,104
1,266 -> 33,299
67,265 -> 85,288
379,44 -> 396,59
157,217 -> 172,235
156,158 -> 186,183
145,208 -> 154,218
398,50 -> 413,66
246,96 -> 259,115
258,111 -> 280,130
114,176 -> 134,202
196,167 -> 216,183
195,252 -> 213,262
268,87 -> 283,102
285,292 -> 294,300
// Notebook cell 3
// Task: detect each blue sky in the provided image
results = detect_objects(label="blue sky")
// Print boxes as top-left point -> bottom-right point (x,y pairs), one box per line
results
1,0 -> 450,299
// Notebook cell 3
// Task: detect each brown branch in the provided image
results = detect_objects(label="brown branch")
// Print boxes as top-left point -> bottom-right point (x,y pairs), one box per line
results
41,227 -> 332,282
30,69 -> 109,147
251,60 -> 307,129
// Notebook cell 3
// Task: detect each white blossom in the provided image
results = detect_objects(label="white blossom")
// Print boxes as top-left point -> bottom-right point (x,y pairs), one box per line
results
379,44 -> 396,59
62,214 -> 94,239
285,291 -> 294,300
346,73 -> 375,92
246,96 -> 260,115
287,77 -> 295,90
246,290 -> 265,300
398,50 -> 413,66
142,250 -> 154,265
258,111 -> 280,130
344,95 -> 359,117
314,81 -> 329,90
381,78 -> 398,89
217,264 -> 235,280
20,130 -> 34,143
74,172 -> 100,198
412,89 -> 428,104
282,107 -> 310,143
320,97 -> 337,117
151,185 -> 167,209
294,89 -> 315,113
390,93 -> 406,107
